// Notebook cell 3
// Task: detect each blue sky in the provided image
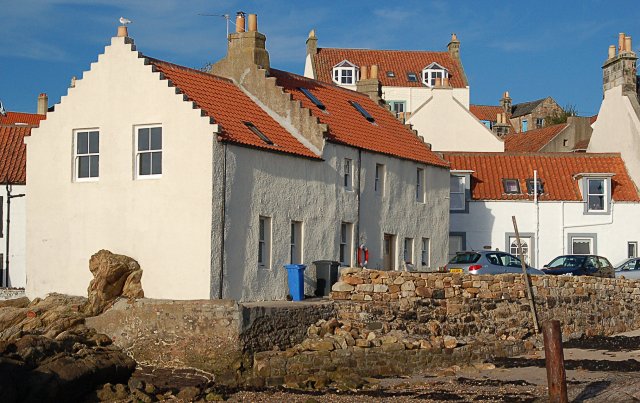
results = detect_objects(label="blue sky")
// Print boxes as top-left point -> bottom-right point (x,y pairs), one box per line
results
1,0 -> 639,116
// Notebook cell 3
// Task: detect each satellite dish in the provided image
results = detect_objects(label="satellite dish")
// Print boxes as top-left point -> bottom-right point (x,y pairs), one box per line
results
119,17 -> 132,26
0,100 -> 6,117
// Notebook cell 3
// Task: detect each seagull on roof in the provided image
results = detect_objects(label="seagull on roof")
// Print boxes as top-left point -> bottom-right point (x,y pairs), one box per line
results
119,17 -> 132,26
0,100 -> 6,117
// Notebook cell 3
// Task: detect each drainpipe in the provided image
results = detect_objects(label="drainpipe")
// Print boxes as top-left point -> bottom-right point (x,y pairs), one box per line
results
561,200 -> 615,255
5,183 -> 25,287
534,170 -> 539,267
218,143 -> 227,299
357,148 -> 362,266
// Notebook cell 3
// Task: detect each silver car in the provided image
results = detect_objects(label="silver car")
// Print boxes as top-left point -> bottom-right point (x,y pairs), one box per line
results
445,250 -> 544,275
615,258 -> 640,279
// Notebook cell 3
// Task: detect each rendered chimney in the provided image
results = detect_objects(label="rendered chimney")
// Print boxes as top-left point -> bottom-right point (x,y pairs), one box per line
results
236,12 -> 246,33
447,33 -> 460,59
500,91 -> 512,114
360,65 -> 368,82
37,93 -> 48,115
211,11 -> 270,77
356,64 -> 382,104
370,64 -> 379,79
608,45 -> 616,59
602,32 -> 638,96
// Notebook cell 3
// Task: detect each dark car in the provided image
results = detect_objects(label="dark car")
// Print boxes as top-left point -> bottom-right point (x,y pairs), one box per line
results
542,255 -> 614,278
445,250 -> 543,275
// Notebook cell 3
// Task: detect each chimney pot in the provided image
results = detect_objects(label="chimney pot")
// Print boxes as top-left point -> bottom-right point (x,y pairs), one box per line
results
504,91 -> 509,98
625,36 -> 632,53
117,25 -> 128,37
451,33 -> 458,42
247,14 -> 257,32
608,45 -> 616,59
360,66 -> 368,82
37,93 -> 48,115
370,65 -> 379,80
618,32 -> 625,52
235,12 -> 246,33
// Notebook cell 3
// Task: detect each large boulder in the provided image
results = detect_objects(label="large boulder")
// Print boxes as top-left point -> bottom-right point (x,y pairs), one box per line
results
84,250 -> 144,316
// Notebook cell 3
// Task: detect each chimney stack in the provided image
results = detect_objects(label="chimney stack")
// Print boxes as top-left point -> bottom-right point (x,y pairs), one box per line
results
356,64 -> 382,104
602,32 -> 637,96
37,93 -> 48,115
500,91 -> 512,114
447,33 -> 460,59
117,25 -> 128,38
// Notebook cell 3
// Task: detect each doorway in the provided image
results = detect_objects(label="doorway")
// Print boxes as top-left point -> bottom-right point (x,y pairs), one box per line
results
383,233 -> 395,270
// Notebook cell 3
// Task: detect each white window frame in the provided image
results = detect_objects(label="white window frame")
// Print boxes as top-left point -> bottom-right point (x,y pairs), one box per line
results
290,221 -> 303,264
403,237 -> 414,264
628,241 -> 638,258
258,216 -> 271,269
450,175 -> 466,211
422,63 -> 449,87
340,222 -> 353,266
586,178 -> 606,212
571,237 -> 593,255
135,124 -> 163,180
74,129 -> 100,182
332,60 -> 359,85
374,163 -> 385,194
535,118 -> 544,128
421,238 -> 430,268
416,167 -> 425,203
343,158 -> 353,191
388,101 -> 406,118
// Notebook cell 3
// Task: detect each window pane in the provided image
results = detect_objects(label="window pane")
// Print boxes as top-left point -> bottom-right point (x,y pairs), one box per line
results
258,242 -> 264,263
589,179 -> 604,195
78,156 -> 90,178
90,155 -> 99,177
150,127 -> 162,150
450,176 -> 464,192
588,195 -> 604,210
77,132 -> 88,155
572,239 -> 591,254
259,218 -> 265,240
139,153 -> 151,175
450,193 -> 465,210
89,131 -> 99,153
151,152 -> 162,175
138,128 -> 150,151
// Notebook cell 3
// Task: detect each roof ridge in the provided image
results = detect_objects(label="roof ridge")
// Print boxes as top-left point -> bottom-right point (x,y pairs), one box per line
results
442,151 -> 623,157
319,47 -> 449,54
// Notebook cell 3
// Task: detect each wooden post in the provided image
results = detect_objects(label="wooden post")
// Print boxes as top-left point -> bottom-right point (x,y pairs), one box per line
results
543,320 -> 568,403
512,216 -> 539,334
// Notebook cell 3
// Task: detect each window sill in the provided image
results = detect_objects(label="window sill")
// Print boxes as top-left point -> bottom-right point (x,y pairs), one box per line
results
75,177 -> 99,183
136,174 -> 163,181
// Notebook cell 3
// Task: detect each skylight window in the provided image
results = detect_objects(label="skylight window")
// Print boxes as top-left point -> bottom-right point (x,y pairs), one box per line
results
349,101 -> 375,123
526,179 -> 544,195
503,179 -> 521,194
244,122 -> 274,145
407,72 -> 418,82
386,71 -> 395,78
298,87 -> 325,110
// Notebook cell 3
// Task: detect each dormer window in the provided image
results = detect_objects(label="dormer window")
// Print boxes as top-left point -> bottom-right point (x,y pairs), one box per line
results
422,62 -> 449,87
332,60 -> 359,85
574,173 -> 613,215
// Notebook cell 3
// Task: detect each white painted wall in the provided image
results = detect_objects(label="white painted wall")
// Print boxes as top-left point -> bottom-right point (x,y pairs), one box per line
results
589,85 -> 640,186
450,200 -> 640,268
407,88 -> 504,152
0,185 -> 26,288
26,37 -> 216,300
383,86 -> 469,111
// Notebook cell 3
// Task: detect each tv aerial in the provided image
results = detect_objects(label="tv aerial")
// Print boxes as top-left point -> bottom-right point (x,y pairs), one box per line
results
198,13 -> 236,41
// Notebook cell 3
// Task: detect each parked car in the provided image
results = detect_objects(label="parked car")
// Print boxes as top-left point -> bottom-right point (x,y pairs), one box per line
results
445,251 -> 543,275
542,255 -> 614,278
615,258 -> 640,279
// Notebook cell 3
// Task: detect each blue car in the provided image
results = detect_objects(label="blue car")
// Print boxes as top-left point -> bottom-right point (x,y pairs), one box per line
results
542,255 -> 614,278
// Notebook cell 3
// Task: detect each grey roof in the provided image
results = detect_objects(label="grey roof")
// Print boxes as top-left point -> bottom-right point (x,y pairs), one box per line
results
510,98 -> 546,118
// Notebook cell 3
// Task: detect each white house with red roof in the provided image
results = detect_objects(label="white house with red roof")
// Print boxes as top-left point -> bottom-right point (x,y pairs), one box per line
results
304,31 -> 503,152
26,15 -> 451,301
442,152 -> 640,268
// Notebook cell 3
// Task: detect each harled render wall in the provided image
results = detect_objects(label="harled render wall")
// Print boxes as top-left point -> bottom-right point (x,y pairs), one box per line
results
26,36 -> 216,299
218,142 -> 450,301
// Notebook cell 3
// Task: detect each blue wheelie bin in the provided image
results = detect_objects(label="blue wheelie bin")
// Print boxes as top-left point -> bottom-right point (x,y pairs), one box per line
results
284,264 -> 306,301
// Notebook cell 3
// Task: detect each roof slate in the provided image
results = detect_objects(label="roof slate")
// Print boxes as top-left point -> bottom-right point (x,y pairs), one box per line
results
0,112 -> 45,126
148,59 -> 320,159
270,69 -> 448,167
510,98 -> 545,118
312,48 -> 466,88
0,125 -> 30,183
504,123 -> 568,152
443,152 -> 640,202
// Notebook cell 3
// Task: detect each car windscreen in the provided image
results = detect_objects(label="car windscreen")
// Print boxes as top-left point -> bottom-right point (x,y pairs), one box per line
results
449,252 -> 480,264
547,256 -> 586,268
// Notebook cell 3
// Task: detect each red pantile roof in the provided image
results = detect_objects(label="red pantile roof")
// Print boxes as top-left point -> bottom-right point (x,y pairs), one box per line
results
0,125 -> 30,184
312,48 -> 466,88
504,124 -> 568,152
148,59 -> 320,159
0,112 -> 45,126
270,69 -> 448,167
469,105 -> 503,122
442,152 -> 640,202
589,114 -> 598,124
